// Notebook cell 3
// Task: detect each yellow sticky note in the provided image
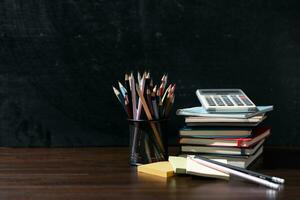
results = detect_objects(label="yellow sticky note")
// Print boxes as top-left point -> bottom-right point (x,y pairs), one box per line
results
137,161 -> 174,178
186,156 -> 229,180
168,156 -> 187,174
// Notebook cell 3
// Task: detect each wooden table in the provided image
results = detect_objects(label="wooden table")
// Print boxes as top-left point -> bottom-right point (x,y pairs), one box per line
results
0,147 -> 298,199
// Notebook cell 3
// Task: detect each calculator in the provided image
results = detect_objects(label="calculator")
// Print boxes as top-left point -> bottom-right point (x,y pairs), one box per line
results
196,89 -> 257,113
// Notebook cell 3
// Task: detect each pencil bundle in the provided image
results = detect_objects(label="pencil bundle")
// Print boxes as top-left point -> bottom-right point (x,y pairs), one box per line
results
113,71 -> 176,165
113,72 -> 176,121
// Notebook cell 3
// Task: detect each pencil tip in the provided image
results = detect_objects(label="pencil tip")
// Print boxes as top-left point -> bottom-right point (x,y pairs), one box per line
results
113,86 -> 120,92
118,81 -> 123,88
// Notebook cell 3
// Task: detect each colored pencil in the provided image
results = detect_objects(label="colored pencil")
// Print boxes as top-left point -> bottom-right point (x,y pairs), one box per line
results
129,73 -> 137,119
136,75 -> 146,119
118,81 -> 127,97
113,86 -> 128,116
136,83 -> 165,153
146,88 -> 154,116
125,74 -> 132,117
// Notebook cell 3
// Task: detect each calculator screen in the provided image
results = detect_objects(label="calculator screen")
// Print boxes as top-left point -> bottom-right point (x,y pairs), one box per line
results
200,90 -> 241,95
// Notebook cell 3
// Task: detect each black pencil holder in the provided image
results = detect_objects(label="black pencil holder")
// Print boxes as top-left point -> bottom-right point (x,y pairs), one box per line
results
128,119 -> 168,166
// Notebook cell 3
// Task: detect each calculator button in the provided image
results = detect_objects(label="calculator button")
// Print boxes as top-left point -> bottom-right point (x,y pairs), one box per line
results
205,97 -> 216,106
230,95 -> 244,106
239,95 -> 253,106
221,95 -> 234,106
213,96 -> 225,106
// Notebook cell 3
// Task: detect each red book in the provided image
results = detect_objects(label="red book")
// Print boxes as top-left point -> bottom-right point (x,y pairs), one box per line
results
179,127 -> 270,147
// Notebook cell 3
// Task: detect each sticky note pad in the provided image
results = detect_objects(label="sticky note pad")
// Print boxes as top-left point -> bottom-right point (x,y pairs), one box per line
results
137,161 -> 174,178
168,156 -> 187,174
186,156 -> 229,180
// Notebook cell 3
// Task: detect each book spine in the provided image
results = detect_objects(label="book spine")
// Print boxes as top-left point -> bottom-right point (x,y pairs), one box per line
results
237,140 -> 244,147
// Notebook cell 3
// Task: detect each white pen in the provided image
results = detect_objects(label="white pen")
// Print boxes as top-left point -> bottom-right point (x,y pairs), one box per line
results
191,156 -> 281,190
195,155 -> 284,184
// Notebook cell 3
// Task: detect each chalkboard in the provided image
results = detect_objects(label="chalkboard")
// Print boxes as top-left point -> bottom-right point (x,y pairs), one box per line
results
0,0 -> 300,146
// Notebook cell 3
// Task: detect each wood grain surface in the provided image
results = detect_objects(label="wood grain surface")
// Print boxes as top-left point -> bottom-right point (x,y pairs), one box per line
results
0,147 -> 297,199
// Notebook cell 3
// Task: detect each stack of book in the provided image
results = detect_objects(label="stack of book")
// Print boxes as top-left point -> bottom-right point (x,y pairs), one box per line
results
176,106 -> 273,168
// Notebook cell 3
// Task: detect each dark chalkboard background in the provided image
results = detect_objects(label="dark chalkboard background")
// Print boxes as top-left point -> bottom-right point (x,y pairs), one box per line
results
0,0 -> 299,147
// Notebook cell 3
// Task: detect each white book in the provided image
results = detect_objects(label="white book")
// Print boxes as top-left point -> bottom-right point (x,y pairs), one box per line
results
203,146 -> 263,168
176,106 -> 273,119
181,139 -> 264,156
180,146 -> 263,169
185,115 -> 265,123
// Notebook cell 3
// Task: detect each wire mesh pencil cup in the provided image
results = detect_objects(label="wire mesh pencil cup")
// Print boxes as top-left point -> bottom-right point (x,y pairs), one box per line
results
128,119 -> 168,166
